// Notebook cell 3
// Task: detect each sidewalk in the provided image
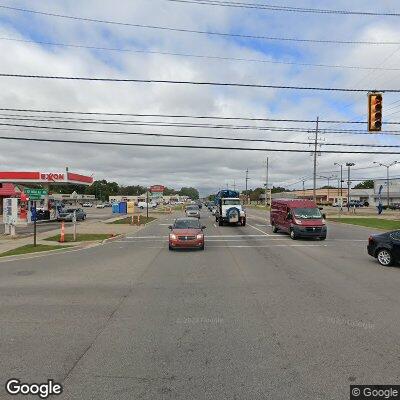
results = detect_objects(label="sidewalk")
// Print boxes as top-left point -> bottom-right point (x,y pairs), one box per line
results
0,215 -> 154,255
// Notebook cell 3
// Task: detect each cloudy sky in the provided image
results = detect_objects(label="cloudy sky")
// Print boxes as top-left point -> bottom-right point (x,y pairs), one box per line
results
1,0 -> 400,195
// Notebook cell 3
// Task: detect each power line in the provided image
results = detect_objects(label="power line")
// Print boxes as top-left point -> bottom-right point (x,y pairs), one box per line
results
1,4 -> 400,46
4,107 -> 400,127
4,134 -> 400,154
5,114 -> 400,135
0,107 -> 369,124
165,0 -> 400,17
2,73 -> 400,92
3,121 -> 400,147
5,107 -> 400,127
3,36 -> 400,72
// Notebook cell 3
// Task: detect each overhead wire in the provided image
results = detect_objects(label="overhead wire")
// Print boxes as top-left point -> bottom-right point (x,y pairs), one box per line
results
164,0 -> 400,17
1,4 -> 400,45
3,36 -> 400,72
4,135 -> 400,154
2,73 -> 400,92
2,121 -> 400,146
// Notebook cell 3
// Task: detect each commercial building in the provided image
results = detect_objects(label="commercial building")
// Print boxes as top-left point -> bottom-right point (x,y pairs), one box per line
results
109,193 -> 189,204
0,170 -> 93,223
269,188 -> 375,205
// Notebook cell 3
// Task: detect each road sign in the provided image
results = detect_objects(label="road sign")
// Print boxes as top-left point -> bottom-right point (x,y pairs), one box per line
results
24,188 -> 48,200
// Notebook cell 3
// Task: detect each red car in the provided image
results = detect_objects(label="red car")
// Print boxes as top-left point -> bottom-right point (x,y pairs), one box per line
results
168,218 -> 206,250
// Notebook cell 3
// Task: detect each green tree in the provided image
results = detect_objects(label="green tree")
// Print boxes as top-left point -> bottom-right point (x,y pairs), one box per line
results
353,180 -> 374,189
163,187 -> 177,196
179,187 -> 199,200
118,185 -> 146,196
271,186 -> 288,193
85,180 -> 119,201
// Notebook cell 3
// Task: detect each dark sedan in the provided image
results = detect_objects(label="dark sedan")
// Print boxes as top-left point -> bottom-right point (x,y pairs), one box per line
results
367,230 -> 400,266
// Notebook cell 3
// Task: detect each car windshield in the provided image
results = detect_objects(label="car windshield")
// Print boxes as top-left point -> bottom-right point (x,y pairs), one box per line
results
293,207 -> 322,219
174,219 -> 200,229
223,199 -> 240,205
65,209 -> 76,213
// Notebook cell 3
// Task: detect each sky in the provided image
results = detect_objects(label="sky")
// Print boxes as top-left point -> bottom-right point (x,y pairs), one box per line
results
1,0 -> 400,195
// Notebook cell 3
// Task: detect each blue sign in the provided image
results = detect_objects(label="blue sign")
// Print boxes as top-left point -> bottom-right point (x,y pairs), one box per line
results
30,206 -> 37,222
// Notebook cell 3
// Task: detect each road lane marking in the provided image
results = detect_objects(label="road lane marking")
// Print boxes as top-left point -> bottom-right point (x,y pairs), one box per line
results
247,223 -> 272,236
123,244 -> 329,249
209,244 -> 328,248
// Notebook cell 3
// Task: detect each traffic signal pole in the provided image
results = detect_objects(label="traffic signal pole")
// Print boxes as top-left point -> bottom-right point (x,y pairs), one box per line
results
313,117 -> 319,203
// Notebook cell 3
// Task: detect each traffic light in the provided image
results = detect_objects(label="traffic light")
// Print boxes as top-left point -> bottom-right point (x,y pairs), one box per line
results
368,92 -> 383,132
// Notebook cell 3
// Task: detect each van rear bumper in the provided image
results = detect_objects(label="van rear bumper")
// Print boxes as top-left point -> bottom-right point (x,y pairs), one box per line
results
292,225 -> 327,238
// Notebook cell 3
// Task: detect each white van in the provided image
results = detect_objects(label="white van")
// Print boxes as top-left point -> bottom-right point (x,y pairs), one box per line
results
138,201 -> 157,210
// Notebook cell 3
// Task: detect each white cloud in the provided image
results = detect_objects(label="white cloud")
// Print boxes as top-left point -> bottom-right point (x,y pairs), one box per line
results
0,0 -> 400,195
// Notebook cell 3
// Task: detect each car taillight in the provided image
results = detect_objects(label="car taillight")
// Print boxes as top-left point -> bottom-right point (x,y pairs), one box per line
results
368,236 -> 374,244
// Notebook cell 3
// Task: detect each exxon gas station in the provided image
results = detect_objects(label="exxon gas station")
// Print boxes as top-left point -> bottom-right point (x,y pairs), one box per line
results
0,170 -> 93,225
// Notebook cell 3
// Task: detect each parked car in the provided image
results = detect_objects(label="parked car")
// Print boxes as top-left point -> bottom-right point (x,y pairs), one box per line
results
270,199 -> 327,240
348,200 -> 364,208
168,217 -> 206,250
103,202 -> 112,207
138,201 -> 157,210
96,203 -> 105,209
82,202 -> 93,207
58,208 -> 86,222
389,203 -> 400,210
185,205 -> 200,219
367,230 -> 400,266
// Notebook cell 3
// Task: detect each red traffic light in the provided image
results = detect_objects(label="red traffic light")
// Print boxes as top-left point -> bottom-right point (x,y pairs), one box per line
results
368,93 -> 383,132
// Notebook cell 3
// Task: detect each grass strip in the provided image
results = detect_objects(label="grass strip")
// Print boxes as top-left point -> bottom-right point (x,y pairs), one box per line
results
45,233 -> 113,242
329,217 -> 400,230
0,244 -> 68,257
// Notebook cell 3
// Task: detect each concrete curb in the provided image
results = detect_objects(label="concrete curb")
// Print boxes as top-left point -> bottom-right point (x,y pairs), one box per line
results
0,244 -> 81,263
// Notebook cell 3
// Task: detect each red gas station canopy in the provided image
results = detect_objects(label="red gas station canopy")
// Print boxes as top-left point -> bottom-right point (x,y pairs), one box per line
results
0,171 -> 93,185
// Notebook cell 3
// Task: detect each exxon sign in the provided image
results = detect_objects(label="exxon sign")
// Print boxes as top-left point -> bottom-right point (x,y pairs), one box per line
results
40,173 -> 66,182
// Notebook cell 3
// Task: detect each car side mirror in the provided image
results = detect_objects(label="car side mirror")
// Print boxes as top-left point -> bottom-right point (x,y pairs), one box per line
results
322,213 -> 326,220
318,207 -> 323,210
202,226 -> 206,230
168,225 -> 173,230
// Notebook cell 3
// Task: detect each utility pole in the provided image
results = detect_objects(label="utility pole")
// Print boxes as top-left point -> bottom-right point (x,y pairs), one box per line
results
146,188 -> 149,219
245,169 -> 249,205
233,180 -> 236,191
313,117 -> 319,203
346,163 -> 355,211
334,163 -> 343,198
373,161 -> 398,207
302,180 -> 305,198
319,175 -> 335,203
265,157 -> 269,206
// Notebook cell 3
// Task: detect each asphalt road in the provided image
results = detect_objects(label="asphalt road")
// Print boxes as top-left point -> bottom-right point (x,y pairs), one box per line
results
0,208 -> 399,399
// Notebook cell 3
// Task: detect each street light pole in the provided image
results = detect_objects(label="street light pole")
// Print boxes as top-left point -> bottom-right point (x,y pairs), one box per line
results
146,189 -> 149,219
334,163 -> 343,199
373,161 -> 398,207
265,157 -> 269,206
346,163 -> 355,211
245,169 -> 249,204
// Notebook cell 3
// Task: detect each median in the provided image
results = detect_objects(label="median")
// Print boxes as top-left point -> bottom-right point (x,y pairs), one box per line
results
0,244 -> 68,258
108,216 -> 156,225
329,217 -> 400,230
44,233 -> 114,243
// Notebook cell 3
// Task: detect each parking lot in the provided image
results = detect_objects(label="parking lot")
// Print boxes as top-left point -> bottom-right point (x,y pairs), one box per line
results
1,206 -> 399,399
0,206 -> 114,237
